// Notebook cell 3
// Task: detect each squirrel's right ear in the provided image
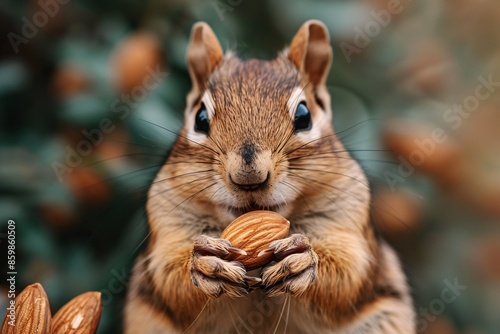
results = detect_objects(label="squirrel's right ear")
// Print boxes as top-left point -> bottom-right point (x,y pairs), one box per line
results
187,22 -> 223,97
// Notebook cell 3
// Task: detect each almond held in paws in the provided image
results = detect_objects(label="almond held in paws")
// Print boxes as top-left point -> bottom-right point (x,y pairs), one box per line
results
221,210 -> 290,270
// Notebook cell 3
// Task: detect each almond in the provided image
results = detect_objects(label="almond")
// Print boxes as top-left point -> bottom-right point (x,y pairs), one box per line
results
52,291 -> 102,334
1,283 -> 52,334
221,210 -> 290,270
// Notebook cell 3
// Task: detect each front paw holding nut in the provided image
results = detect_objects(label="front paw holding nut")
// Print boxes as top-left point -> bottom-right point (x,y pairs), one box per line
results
190,235 -> 261,298
259,233 -> 318,297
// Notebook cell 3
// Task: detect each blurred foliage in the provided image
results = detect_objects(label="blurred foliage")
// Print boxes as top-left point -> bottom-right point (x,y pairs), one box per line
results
0,0 -> 499,333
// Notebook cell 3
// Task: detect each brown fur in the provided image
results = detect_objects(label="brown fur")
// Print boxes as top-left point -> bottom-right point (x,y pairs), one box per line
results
124,20 -> 415,333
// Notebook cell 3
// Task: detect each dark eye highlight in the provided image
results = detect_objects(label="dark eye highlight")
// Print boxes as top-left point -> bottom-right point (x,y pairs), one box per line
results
195,104 -> 210,134
294,102 -> 312,132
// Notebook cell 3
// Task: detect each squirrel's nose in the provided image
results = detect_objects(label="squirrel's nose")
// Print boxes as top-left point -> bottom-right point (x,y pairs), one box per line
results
241,142 -> 255,165
226,146 -> 272,191
229,171 -> 270,191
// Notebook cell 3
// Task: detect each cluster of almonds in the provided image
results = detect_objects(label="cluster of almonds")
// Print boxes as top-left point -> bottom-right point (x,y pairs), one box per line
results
1,283 -> 101,334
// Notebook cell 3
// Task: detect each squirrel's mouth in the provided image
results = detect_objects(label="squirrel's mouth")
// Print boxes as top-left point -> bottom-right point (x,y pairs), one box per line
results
228,201 -> 282,217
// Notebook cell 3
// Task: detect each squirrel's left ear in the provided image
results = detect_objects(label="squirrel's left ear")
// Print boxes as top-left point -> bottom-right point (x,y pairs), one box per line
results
186,22 -> 223,100
288,20 -> 332,87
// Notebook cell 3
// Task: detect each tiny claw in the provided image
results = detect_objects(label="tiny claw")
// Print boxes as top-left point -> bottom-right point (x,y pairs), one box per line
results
228,246 -> 247,256
257,247 -> 275,257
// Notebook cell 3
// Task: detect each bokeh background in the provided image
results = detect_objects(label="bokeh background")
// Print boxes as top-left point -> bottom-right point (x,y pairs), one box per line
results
1,0 -> 499,333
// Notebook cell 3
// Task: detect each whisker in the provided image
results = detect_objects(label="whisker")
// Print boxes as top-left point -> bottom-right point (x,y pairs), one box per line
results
285,133 -> 337,156
333,118 -> 384,139
118,170 -> 216,198
179,177 -> 224,216
68,165 -> 161,195
138,118 -> 221,156
288,167 -> 370,189
287,172 -> 365,203
290,157 -> 398,167
280,180 -> 315,213
287,148 -> 389,162
148,174 -> 216,198
369,197 -> 415,233
286,172 -> 372,225
150,169 -> 217,186
82,152 -> 168,169
283,295 -> 291,334
271,297 -> 288,334
227,303 -> 243,334
182,299 -> 211,333
105,139 -> 170,151
132,179 -> 220,254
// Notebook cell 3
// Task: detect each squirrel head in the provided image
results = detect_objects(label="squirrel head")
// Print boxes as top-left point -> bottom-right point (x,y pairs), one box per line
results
167,20 -> 353,219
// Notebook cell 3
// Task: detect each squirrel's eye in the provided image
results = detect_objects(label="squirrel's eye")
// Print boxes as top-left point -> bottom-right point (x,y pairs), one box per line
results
294,102 -> 312,132
195,104 -> 210,134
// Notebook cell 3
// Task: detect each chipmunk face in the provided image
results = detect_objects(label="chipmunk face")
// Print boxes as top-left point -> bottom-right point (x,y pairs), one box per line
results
169,21 -> 339,220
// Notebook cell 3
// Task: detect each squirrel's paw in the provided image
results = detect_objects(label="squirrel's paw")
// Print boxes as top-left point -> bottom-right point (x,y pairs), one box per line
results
190,235 -> 260,298
260,233 -> 318,297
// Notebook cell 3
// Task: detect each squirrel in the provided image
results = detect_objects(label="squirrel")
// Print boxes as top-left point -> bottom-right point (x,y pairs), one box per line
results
124,20 -> 416,333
